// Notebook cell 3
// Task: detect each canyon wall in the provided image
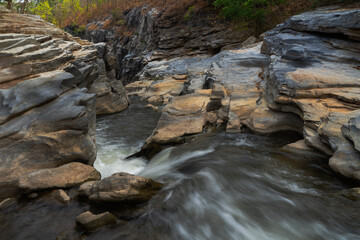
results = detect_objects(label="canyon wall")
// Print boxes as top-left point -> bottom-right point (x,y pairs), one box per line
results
0,12 -> 129,198
120,7 -> 360,180
84,5 -> 252,85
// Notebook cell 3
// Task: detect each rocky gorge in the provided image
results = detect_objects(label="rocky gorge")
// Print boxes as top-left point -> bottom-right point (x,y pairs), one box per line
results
1,4 -> 360,240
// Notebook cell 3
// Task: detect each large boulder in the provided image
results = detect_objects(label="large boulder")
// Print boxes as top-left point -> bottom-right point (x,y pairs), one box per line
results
78,173 -> 163,204
18,162 -> 101,192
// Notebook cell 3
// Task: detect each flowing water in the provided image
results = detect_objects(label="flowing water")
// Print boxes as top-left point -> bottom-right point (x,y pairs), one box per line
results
94,97 -> 161,178
1,97 -> 360,240
91,98 -> 360,240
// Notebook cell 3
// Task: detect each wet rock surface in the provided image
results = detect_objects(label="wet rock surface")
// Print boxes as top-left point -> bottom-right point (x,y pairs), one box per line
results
75,211 -> 117,231
78,172 -> 163,204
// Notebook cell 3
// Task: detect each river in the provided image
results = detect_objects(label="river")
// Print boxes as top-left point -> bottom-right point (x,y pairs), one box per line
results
1,97 -> 360,240
91,97 -> 360,240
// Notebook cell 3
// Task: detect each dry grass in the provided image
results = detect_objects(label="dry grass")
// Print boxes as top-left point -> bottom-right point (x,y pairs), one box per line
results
87,23 -> 98,30
64,0 -> 360,36
63,0 -> 208,28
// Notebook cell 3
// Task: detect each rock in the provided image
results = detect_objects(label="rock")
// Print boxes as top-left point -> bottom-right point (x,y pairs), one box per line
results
0,198 -> 16,210
89,76 -> 129,115
241,36 -> 257,48
52,189 -> 71,205
145,104 -> 160,112
0,13 -> 128,198
282,140 -> 325,157
18,162 -> 101,192
261,8 -> 360,179
146,90 -> 211,145
336,188 -> 360,201
78,172 -> 163,204
138,8 -> 360,182
83,5 -> 251,84
75,211 -> 117,231
27,193 -> 39,199
286,8 -> 360,40
283,140 -> 314,152
342,116 -> 360,152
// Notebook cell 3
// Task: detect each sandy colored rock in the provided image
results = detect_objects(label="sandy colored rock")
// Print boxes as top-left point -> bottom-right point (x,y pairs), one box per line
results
261,8 -> 360,180
147,90 -> 211,144
18,162 -> 101,192
52,189 -> 71,205
75,211 -> 117,231
78,172 -> 163,204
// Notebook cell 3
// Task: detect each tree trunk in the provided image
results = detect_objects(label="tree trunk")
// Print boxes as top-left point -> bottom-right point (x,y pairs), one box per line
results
21,0 -> 28,14
6,0 -> 12,10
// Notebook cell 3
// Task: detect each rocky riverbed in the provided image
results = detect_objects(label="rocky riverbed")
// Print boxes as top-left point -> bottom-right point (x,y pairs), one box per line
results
1,5 -> 360,240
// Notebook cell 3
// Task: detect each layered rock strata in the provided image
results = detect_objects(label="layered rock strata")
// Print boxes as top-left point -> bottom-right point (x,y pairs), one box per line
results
0,12 -> 128,198
128,7 -> 360,180
261,8 -> 360,180
84,5 -> 252,84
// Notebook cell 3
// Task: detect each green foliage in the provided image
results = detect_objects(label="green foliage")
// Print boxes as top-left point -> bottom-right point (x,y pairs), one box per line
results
72,24 -> 86,35
212,0 -> 284,26
111,8 -> 123,21
34,1 -> 54,23
184,5 -> 195,21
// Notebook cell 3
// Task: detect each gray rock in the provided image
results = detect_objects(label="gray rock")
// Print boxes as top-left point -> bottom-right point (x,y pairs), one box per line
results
75,211 -> 117,231
286,8 -> 360,40
0,13 -> 129,198
342,115 -> 360,152
83,5 -> 250,84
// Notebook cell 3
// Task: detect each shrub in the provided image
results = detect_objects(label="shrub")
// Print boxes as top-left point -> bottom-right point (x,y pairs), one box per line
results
213,0 -> 284,26
184,5 -> 196,21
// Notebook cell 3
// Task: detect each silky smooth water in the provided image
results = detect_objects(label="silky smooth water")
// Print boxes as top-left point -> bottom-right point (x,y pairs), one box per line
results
1,98 -> 360,240
94,97 -> 161,178
91,99 -> 360,240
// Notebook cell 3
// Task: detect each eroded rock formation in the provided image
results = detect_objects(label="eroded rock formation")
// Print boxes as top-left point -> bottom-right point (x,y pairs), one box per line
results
261,8 -> 360,180
0,12 -> 128,198
126,7 -> 360,181
84,5 -> 252,84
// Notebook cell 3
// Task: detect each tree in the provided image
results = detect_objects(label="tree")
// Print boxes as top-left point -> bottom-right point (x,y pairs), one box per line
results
5,0 -> 12,9
34,0 -> 53,23
21,0 -> 29,13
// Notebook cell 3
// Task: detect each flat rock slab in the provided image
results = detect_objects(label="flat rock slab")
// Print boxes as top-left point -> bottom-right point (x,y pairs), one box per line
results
147,90 -> 211,144
78,172 -> 163,204
75,211 -> 117,231
18,162 -> 101,192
